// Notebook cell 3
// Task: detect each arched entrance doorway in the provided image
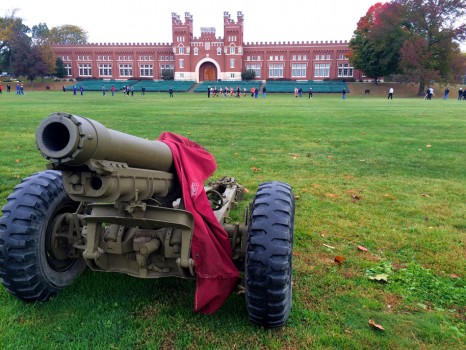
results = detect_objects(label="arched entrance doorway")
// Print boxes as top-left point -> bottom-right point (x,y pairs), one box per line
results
199,62 -> 217,81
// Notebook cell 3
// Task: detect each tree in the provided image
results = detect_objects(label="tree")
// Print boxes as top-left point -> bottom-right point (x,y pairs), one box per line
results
348,2 -> 407,83
55,57 -> 66,78
11,43 -> 48,83
48,25 -> 88,45
395,0 -> 466,94
241,69 -> 256,80
161,69 -> 174,80
31,23 -> 55,75
350,1 -> 466,93
31,22 -> 50,45
0,11 -> 31,75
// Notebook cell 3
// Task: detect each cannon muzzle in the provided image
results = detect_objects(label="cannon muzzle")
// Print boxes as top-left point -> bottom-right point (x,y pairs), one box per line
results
36,112 -> 173,172
36,113 -> 175,202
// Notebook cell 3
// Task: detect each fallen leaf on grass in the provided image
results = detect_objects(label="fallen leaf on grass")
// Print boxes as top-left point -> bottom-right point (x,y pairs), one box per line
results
426,144 -> 432,148
325,193 -> 339,199
368,319 -> 385,331
448,274 -> 460,279
15,159 -> 21,163
369,274 -> 389,283
323,244 -> 335,250
358,245 -> 369,252
421,193 -> 430,197
334,256 -> 345,264
251,167 -> 261,173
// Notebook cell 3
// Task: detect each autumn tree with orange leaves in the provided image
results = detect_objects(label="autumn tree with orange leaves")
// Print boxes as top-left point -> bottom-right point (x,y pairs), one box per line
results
349,0 -> 466,94
348,2 -> 406,84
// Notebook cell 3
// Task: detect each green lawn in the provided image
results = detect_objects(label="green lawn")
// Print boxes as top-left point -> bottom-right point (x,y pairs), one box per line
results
0,91 -> 465,349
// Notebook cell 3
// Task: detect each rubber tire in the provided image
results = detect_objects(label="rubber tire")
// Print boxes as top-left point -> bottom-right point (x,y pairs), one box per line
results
245,181 -> 295,328
0,170 -> 86,302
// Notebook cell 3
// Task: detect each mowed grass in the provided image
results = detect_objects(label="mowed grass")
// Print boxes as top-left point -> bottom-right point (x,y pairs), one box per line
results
0,91 -> 465,349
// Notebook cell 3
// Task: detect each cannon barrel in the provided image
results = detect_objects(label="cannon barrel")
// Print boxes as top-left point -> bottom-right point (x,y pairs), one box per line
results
36,112 -> 173,172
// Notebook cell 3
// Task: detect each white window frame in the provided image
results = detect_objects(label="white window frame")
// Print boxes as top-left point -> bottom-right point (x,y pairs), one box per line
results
268,63 -> 283,78
314,63 -> 330,78
98,64 -> 112,77
119,64 -> 133,77
78,63 -> 92,76
140,64 -> 153,77
291,63 -> 307,78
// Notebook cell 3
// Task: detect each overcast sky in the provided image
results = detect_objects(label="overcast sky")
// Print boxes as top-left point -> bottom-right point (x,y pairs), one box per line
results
1,0 -> 385,44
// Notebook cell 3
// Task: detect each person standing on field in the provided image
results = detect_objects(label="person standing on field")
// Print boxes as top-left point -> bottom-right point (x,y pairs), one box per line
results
388,87 -> 394,99
443,87 -> 449,100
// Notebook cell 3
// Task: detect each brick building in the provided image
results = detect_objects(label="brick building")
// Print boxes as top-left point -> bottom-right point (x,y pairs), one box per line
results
52,11 -> 364,82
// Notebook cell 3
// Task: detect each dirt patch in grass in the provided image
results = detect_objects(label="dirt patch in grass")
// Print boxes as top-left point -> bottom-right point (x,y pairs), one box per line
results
347,82 -> 460,98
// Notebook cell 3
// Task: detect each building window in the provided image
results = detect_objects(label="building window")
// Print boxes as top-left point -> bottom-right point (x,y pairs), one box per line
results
230,47 -> 235,54
179,59 -> 184,68
326,54 -> 331,60
179,47 -> 184,54
246,64 -> 261,78
315,55 -> 320,60
303,55 -> 307,60
140,64 -> 153,77
230,73 -> 235,79
338,63 -> 353,77
228,36 -> 237,42
268,63 -> 283,78
78,63 -> 92,76
64,63 -> 72,76
314,63 -> 330,77
291,64 -> 306,78
292,55 -> 296,60
99,64 -> 112,76
269,55 -> 273,61
194,47 -> 198,55
217,47 -> 222,55
119,64 -> 133,77
230,59 -> 235,68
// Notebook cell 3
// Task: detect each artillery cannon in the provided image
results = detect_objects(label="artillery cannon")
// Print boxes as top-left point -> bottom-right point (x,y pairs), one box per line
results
0,112 -> 295,328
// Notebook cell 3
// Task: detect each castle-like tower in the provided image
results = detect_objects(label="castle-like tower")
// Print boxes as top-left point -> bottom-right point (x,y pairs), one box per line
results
52,11 -> 362,82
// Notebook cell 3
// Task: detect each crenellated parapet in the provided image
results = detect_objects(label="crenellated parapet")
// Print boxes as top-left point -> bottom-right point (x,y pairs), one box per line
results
53,42 -> 172,48
243,40 -> 348,47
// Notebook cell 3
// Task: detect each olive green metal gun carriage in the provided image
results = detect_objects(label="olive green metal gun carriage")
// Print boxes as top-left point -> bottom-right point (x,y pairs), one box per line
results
0,113 -> 295,328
